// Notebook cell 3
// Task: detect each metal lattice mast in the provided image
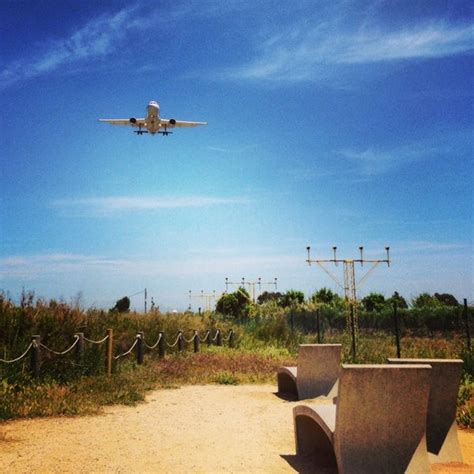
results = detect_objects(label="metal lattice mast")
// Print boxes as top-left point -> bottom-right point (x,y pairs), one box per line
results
306,246 -> 390,330
188,290 -> 219,312
225,277 -> 278,303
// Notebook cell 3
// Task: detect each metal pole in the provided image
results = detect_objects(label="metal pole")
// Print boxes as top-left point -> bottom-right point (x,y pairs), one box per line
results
144,288 -> 147,314
393,302 -> 401,358
350,304 -> 357,360
464,299 -> 471,351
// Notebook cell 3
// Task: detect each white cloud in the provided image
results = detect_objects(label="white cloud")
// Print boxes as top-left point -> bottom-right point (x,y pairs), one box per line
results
52,195 -> 250,216
0,253 -> 128,279
219,21 -> 474,82
0,6 -> 148,89
337,142 -> 445,176
0,251 -> 300,281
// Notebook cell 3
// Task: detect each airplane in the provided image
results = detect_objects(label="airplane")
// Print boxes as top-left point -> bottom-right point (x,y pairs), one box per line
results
98,100 -> 207,135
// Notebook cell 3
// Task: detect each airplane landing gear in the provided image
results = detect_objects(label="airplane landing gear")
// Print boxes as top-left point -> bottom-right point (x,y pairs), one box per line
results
134,126 -> 148,135
158,127 -> 173,136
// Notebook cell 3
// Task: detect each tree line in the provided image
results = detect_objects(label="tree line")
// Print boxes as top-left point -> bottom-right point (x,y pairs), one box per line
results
215,287 -> 470,334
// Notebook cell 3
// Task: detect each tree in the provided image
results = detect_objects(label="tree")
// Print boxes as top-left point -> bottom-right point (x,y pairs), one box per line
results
311,288 -> 339,305
434,293 -> 459,307
361,292 -> 386,312
280,289 -> 305,308
216,287 -> 251,320
257,291 -> 282,305
412,293 -> 441,308
388,291 -> 408,309
110,296 -> 130,313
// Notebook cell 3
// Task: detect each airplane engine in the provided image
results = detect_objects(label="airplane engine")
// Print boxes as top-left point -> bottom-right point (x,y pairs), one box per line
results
168,119 -> 176,127
129,117 -> 137,124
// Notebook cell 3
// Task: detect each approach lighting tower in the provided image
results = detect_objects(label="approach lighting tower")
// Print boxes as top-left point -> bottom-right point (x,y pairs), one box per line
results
306,246 -> 390,329
188,290 -> 219,312
225,277 -> 278,303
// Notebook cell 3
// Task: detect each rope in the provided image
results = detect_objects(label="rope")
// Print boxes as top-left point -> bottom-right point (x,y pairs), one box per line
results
0,343 -> 33,364
182,333 -> 197,344
144,333 -> 162,350
83,335 -> 109,344
39,335 -> 80,355
198,330 -> 210,343
211,329 -> 220,342
113,338 -> 139,360
166,333 -> 182,348
222,329 -> 233,342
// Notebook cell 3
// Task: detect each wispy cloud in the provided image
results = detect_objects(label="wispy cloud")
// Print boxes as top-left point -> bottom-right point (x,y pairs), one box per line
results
337,142 -> 444,176
390,240 -> 470,254
218,21 -> 473,82
0,253 -> 127,279
205,144 -> 258,154
0,251 -> 300,281
52,195 -> 250,216
0,6 -> 151,89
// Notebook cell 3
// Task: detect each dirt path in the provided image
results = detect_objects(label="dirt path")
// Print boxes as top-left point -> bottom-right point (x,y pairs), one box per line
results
1,384 -> 472,473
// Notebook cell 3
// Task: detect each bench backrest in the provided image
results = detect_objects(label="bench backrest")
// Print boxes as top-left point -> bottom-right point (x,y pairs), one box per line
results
297,344 -> 342,399
335,364 -> 431,473
387,358 -> 463,455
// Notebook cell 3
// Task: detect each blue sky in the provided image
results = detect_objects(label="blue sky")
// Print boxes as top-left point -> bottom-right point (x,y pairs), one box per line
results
1,0 -> 472,311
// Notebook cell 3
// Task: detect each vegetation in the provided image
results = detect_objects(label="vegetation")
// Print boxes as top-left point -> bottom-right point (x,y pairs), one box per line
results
0,290 -> 472,428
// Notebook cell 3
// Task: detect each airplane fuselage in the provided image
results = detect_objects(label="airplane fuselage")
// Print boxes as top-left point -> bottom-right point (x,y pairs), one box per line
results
145,101 -> 161,134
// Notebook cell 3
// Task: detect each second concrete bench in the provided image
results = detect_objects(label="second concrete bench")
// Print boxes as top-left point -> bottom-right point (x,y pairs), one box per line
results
277,344 -> 342,400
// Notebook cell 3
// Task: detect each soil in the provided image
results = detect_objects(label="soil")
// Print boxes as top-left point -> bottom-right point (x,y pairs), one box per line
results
0,384 -> 472,473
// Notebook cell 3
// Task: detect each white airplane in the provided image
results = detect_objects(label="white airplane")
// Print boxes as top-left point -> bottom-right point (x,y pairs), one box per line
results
98,100 -> 207,135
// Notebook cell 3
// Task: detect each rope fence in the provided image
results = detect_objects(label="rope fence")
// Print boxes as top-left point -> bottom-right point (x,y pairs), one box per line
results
0,328 -> 235,378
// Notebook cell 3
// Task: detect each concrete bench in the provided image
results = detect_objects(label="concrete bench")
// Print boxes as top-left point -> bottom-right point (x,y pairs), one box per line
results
293,364 -> 432,473
388,357 -> 464,464
277,344 -> 341,400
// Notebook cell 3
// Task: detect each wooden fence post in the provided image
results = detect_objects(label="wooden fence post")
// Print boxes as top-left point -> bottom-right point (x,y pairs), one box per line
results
216,329 -> 222,346
136,332 -> 144,364
229,329 -> 235,348
75,332 -> 84,366
206,330 -> 211,347
193,330 -> 200,353
106,329 -> 113,376
30,335 -> 41,378
158,331 -> 165,358
177,331 -> 183,353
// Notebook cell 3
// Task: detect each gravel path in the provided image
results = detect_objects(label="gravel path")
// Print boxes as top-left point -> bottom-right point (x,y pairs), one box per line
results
1,384 -> 472,473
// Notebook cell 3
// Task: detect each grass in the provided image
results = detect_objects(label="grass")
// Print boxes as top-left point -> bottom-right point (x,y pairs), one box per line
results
0,347 -> 294,420
2,340 -> 472,428
0,293 -> 472,427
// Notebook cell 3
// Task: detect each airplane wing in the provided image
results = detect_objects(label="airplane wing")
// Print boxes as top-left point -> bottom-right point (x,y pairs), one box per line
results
98,118 -> 146,127
160,119 -> 208,128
